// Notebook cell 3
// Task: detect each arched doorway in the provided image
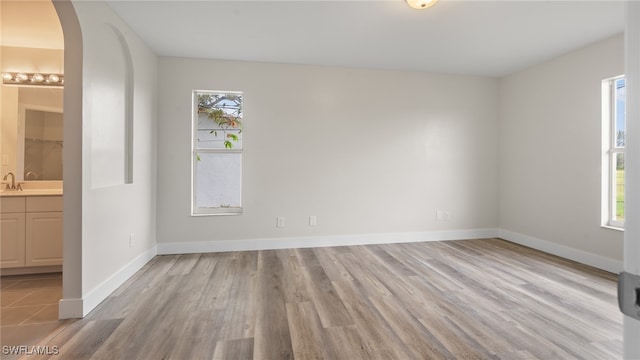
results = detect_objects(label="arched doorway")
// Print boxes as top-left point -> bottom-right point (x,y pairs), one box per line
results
0,1 -> 81,348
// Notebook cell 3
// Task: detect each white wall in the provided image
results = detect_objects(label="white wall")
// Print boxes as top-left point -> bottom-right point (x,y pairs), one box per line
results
1,46 -> 64,74
624,2 -> 640,356
53,0 -> 83,319
499,34 -> 624,270
157,58 -> 499,248
60,1 -> 157,317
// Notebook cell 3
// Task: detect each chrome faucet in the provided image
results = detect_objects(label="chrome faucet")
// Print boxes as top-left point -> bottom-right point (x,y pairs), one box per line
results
25,171 -> 39,181
3,172 -> 16,190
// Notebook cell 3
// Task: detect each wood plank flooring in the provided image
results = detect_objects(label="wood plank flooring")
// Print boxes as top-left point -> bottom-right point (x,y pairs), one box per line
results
19,238 -> 623,359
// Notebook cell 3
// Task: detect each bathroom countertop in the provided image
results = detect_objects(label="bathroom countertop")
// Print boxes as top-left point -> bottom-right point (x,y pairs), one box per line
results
0,189 -> 63,197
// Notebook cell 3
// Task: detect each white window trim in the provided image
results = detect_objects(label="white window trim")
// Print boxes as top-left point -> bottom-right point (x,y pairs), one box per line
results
191,90 -> 243,216
601,76 -> 624,230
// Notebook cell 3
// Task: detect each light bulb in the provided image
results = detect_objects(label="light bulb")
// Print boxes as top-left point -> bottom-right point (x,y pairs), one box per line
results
16,73 -> 28,82
406,0 -> 438,10
31,73 -> 45,83
2,73 -> 12,81
47,74 -> 60,83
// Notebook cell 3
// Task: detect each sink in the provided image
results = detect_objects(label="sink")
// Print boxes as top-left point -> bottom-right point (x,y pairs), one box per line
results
0,188 -> 63,197
0,180 -> 63,197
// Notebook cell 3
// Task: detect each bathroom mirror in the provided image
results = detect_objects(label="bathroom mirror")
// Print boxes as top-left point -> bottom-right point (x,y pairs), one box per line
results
22,107 -> 63,180
1,86 -> 63,181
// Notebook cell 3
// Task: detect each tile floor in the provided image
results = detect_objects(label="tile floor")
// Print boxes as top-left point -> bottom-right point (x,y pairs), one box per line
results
1,273 -> 65,352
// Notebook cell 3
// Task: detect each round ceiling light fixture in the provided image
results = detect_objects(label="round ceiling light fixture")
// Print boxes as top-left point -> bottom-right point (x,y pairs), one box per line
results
406,0 -> 438,10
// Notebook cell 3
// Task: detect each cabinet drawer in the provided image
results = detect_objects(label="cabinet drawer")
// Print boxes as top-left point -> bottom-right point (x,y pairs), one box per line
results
26,196 -> 63,212
1,197 -> 26,213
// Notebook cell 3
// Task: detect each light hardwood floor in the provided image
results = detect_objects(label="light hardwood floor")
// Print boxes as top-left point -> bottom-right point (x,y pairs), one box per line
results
17,238 -> 623,359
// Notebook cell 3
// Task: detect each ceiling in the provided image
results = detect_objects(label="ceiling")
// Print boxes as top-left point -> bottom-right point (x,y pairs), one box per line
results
0,1 -> 625,77
106,0 -> 625,77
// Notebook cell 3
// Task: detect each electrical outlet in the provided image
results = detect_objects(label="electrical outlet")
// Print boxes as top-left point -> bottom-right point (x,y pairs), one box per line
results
129,233 -> 134,248
309,216 -> 317,226
276,217 -> 285,228
436,210 -> 451,221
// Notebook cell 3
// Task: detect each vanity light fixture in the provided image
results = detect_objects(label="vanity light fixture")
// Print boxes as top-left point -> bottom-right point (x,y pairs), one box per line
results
2,72 -> 64,87
406,0 -> 438,10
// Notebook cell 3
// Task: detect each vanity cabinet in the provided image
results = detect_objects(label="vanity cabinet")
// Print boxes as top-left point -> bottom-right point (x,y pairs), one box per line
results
26,196 -> 63,266
1,198 -> 26,268
0,196 -> 62,269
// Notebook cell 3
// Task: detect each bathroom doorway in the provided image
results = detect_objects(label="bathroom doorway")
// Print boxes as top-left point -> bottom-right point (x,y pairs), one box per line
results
0,0 -> 66,347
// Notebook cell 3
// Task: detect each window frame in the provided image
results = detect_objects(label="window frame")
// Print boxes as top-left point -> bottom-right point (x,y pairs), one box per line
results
191,89 -> 243,216
602,76 -> 625,230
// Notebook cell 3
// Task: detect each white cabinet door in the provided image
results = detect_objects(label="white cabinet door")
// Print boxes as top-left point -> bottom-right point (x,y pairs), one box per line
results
25,212 -> 63,266
1,213 -> 26,268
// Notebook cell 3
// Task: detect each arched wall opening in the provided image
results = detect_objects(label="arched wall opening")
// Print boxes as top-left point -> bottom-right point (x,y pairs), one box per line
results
52,0 -> 83,319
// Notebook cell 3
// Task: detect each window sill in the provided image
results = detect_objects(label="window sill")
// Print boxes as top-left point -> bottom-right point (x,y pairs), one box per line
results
191,209 -> 243,217
601,224 -> 624,232
191,213 -> 243,217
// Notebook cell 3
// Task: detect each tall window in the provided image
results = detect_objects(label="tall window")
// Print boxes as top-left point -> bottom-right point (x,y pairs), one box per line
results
192,90 -> 243,215
602,76 -> 625,228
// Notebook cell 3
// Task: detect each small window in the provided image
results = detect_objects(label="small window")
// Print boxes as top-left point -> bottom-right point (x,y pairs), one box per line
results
602,76 -> 625,228
192,91 -> 243,215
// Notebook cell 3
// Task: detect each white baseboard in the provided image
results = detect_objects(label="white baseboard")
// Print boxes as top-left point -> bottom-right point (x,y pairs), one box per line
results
58,298 -> 84,319
498,229 -> 622,273
82,246 -> 157,316
58,246 -> 157,319
157,228 -> 500,255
